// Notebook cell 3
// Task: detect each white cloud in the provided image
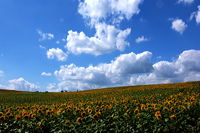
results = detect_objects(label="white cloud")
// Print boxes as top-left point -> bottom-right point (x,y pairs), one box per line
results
190,6 -> 200,24
171,19 -> 187,34
130,49 -> 200,85
47,48 -> 68,61
135,36 -> 149,43
37,30 -> 54,41
196,7 -> 200,24
66,23 -> 131,55
51,49 -> 200,91
64,0 -> 143,56
8,77 -> 38,91
56,40 -> 60,44
54,51 -> 153,91
153,61 -> 177,78
178,0 -> 194,4
46,83 -> 59,92
41,72 -> 52,76
78,0 -> 143,25
175,49 -> 200,73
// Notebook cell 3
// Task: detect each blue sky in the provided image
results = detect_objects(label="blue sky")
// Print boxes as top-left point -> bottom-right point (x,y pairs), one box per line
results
0,0 -> 200,92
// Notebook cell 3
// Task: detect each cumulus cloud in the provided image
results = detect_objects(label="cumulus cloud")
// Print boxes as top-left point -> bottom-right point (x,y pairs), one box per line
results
47,48 -> 67,61
37,30 -> 54,41
54,51 -> 153,91
190,6 -> 200,24
64,0 -> 143,56
178,0 -> 194,4
66,23 -> 131,55
52,49 -> 200,91
130,49 -> 200,85
171,19 -> 187,34
46,83 -> 59,92
153,61 -> 177,78
135,36 -> 149,43
8,77 -> 38,91
41,72 -> 52,76
78,0 -> 143,25
175,50 -> 200,73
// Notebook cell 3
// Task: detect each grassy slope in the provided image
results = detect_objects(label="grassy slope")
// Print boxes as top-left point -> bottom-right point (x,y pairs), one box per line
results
0,89 -> 27,94
0,81 -> 200,105
0,81 -> 200,132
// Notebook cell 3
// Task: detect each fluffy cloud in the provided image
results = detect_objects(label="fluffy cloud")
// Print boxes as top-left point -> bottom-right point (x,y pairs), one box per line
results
46,83 -> 59,92
130,49 -> 200,85
153,61 -> 177,78
54,51 -> 153,90
178,0 -> 194,4
66,23 -> 131,55
37,30 -> 54,41
41,72 -> 52,76
52,49 -> 200,91
175,50 -> 200,73
190,6 -> 200,24
47,48 -> 67,61
78,0 -> 143,25
64,0 -> 143,56
8,77 -> 38,91
135,36 -> 149,43
171,19 -> 187,34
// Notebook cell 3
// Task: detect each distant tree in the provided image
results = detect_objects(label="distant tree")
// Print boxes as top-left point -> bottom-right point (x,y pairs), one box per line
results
61,90 -> 64,93
45,91 -> 48,93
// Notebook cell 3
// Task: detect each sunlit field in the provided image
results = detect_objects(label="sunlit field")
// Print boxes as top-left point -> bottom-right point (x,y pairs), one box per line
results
0,81 -> 200,132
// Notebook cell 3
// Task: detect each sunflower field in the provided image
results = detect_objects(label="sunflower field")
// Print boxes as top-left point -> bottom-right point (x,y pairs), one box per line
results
0,81 -> 200,132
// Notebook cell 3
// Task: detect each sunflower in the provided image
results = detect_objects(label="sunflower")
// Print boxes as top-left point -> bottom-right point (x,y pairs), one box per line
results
46,110 -> 51,115
134,108 -> 139,114
87,109 -> 92,114
0,112 -> 3,117
24,115 -> 29,119
38,109 -> 43,115
178,105 -> 186,110
155,111 -> 162,120
65,120 -> 70,125
140,104 -> 146,110
81,111 -> 86,117
163,107 -> 169,112
15,114 -> 21,120
57,109 -> 62,115
6,111 -> 11,116
75,117 -> 82,123
170,115 -> 176,119
0,116 -> 6,121
37,121 -> 42,127
93,111 -> 101,120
